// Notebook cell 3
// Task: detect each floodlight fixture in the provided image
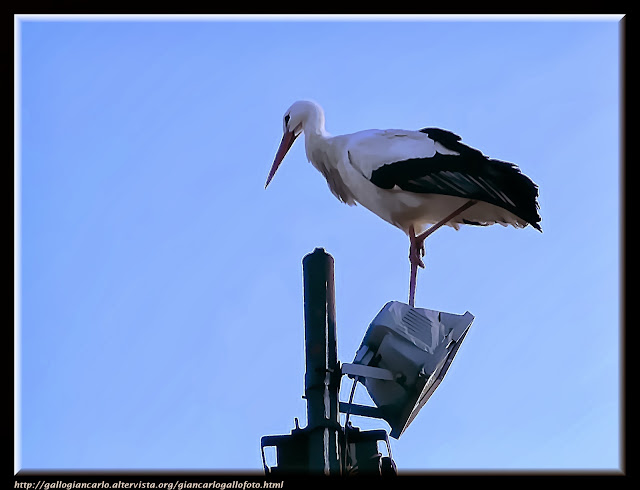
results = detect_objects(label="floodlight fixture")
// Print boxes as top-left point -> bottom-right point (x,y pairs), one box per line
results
340,301 -> 475,438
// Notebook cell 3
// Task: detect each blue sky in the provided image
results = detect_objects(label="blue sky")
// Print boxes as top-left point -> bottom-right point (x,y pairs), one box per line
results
16,15 -> 622,473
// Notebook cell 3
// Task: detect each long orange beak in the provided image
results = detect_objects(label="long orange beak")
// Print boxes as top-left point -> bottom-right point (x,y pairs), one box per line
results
265,130 -> 298,188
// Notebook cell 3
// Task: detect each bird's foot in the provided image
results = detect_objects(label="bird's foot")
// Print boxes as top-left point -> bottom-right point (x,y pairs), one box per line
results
408,227 -> 426,269
409,245 -> 425,269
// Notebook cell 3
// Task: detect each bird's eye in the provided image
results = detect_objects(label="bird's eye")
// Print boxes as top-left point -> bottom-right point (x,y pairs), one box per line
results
284,114 -> 290,126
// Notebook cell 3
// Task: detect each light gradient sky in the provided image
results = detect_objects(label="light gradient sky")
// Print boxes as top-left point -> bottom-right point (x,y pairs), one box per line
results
16,15 -> 622,473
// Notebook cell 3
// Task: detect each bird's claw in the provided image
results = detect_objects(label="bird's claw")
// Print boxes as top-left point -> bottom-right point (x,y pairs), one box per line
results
409,242 -> 426,269
408,225 -> 426,268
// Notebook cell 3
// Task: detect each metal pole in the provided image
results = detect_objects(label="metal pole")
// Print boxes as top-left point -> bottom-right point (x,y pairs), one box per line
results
302,248 -> 342,475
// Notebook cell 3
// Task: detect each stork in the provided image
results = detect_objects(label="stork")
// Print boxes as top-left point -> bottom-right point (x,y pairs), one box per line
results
265,100 -> 541,306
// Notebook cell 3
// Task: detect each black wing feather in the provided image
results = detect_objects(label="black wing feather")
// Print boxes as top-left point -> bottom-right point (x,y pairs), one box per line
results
369,127 -> 542,231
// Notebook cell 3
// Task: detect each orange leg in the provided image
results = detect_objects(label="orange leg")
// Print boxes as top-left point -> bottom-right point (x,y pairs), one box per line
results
408,200 -> 477,307
408,225 -> 423,307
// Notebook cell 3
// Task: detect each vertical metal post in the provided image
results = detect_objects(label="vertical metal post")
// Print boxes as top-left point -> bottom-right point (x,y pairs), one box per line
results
302,248 -> 342,475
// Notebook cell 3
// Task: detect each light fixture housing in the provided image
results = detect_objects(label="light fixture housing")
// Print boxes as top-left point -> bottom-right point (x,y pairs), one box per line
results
345,301 -> 475,438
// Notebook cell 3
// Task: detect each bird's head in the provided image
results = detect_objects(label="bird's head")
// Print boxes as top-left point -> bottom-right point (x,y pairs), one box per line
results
265,100 -> 324,188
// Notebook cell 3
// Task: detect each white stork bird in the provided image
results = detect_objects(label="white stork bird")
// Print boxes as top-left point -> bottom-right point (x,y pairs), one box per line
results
265,100 -> 541,306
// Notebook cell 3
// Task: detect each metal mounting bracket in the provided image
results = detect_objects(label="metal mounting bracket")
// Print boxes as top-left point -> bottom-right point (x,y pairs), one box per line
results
340,362 -> 394,381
